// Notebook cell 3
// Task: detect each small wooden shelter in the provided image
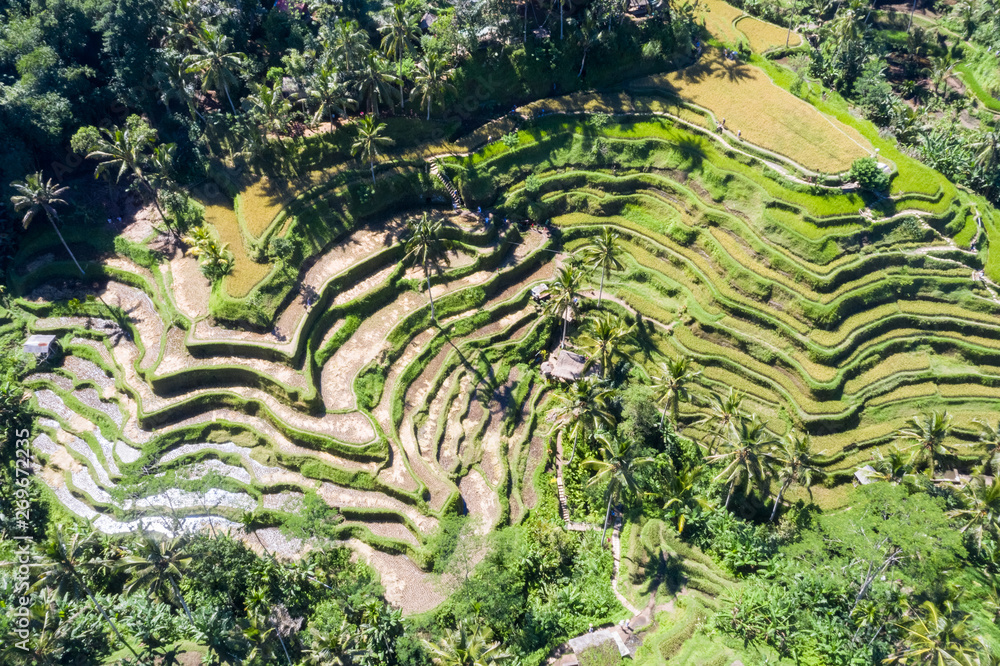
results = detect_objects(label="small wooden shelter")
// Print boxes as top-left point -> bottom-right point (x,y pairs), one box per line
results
541,349 -> 597,382
24,334 -> 58,359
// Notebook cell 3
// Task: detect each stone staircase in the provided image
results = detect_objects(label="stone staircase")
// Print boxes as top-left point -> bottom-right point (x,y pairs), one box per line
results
430,159 -> 463,210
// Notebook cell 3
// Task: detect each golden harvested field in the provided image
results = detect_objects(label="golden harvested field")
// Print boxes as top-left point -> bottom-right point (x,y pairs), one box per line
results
199,190 -> 274,299
695,0 -> 745,45
238,177 -> 293,238
736,15 -> 802,52
631,52 -> 871,172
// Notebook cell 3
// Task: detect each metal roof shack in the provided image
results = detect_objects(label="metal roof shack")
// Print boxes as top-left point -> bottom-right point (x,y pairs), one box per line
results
853,464 -> 880,486
24,334 -> 58,357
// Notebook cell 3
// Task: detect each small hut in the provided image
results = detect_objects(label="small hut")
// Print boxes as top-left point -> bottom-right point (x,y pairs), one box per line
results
627,0 -> 650,16
419,12 -> 436,31
24,334 -> 58,359
853,465 -> 880,486
541,349 -> 597,382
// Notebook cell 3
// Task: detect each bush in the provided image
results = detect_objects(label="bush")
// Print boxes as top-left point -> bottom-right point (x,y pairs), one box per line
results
849,157 -> 889,192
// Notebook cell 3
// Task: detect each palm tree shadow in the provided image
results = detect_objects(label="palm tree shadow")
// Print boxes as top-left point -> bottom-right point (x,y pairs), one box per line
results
634,545 -> 686,597
721,59 -> 754,83
673,135 -> 707,172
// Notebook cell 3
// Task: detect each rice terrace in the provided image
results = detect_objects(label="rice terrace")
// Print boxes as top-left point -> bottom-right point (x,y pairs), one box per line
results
2,0 -> 1000,664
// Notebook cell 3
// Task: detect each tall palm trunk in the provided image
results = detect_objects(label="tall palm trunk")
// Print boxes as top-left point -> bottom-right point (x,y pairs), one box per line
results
72,570 -> 138,657
370,157 -> 376,185
425,257 -> 437,324
597,267 -> 606,306
49,218 -> 85,275
567,428 -> 581,466
224,83 -> 237,114
170,577 -> 194,623
724,478 -> 735,510
769,479 -> 791,522
427,95 -> 432,121
600,492 -> 614,544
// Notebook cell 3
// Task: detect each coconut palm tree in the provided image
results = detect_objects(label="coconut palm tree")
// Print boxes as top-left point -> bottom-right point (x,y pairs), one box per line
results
327,19 -> 369,73
309,64 -> 356,128
184,27 -> 247,114
585,431 -> 654,542
895,411 -> 955,478
544,265 -> 585,346
85,119 -> 172,230
423,622 -> 512,666
948,476 -> 1000,553
549,375 -> 615,465
768,430 -> 824,522
10,172 -> 82,275
649,357 -> 700,428
304,615 -> 354,665
119,532 -> 195,623
355,51 -> 399,116
579,227 -> 624,307
707,414 -> 777,510
403,213 -> 449,324
974,418 -> 1000,475
379,1 -> 419,109
411,53 -> 457,121
244,79 -> 291,137
696,388 -> 745,455
580,311 -> 634,378
352,115 -> 394,185
32,526 -> 140,658
868,447 -> 918,486
576,11 -> 605,78
886,600 -> 981,665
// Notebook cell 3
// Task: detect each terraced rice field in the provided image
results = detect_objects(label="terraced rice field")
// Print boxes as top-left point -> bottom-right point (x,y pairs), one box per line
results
12,73 -> 1000,619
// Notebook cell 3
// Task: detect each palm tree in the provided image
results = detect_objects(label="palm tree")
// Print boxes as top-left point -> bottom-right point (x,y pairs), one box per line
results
309,64 -> 356,128
974,417 -> 1000,475
768,430 -> 823,522
351,115 -> 393,185
895,411 -> 956,478
305,616 -> 353,665
119,532 -> 195,623
85,119 -> 171,230
947,477 -> 1000,553
411,53 -> 457,121
328,19 -> 369,73
576,11 -> 605,78
379,1 -> 419,109
423,622 -> 512,666
404,213 -> 449,324
579,227 -> 625,307
355,51 -> 399,116
544,265 -> 585,346
707,414 -> 777,510
649,357 -> 700,428
697,388 -> 745,455
184,27 -> 247,114
10,173 -> 82,275
548,375 -> 615,465
244,79 -> 291,137
32,526 -> 140,658
584,431 -> 654,542
886,600 -> 981,665
580,311 -> 633,378
868,447 -> 918,485
972,130 -> 1000,199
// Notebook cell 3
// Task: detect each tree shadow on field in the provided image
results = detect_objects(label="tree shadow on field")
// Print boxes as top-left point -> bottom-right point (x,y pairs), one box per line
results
672,135 -> 707,172
719,58 -> 753,84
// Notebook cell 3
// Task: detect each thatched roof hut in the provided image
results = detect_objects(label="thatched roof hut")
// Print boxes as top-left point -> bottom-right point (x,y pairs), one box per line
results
540,349 -> 597,382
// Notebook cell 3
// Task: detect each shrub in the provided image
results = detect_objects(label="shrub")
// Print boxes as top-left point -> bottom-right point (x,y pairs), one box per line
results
850,157 -> 889,192
501,132 -> 520,149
